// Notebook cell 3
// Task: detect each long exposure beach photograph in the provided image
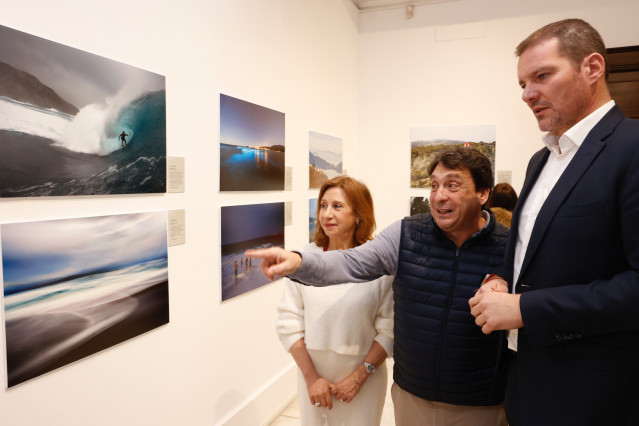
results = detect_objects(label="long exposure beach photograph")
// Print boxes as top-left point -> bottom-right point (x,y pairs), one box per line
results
0,24 -> 166,197
219,94 -> 285,191
309,131 -> 342,188
1,212 -> 169,387
410,124 -> 495,188
221,203 -> 284,301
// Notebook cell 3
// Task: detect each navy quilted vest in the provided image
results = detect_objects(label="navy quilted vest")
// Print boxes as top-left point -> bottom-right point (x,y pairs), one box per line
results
393,212 -> 509,406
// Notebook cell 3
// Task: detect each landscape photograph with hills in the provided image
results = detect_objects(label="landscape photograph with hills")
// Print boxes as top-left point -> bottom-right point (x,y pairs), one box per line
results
410,124 -> 496,188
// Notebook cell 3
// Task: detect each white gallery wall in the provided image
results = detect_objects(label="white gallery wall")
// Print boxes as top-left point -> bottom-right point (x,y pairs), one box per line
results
0,1 -> 359,425
358,0 -> 639,230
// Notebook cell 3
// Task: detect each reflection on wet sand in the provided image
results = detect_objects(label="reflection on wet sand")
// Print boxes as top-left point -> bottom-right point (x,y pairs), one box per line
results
5,261 -> 169,387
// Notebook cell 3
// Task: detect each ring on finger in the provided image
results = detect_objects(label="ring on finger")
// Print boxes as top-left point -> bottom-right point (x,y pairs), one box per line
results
314,402 -> 321,406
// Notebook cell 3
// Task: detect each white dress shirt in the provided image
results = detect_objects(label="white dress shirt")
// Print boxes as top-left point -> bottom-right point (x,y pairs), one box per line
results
508,100 -> 615,351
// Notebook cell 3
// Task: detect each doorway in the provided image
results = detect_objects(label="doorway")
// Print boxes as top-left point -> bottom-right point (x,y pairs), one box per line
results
607,45 -> 639,119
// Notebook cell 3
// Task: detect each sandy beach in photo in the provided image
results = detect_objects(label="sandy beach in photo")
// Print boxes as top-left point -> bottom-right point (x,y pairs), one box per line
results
6,280 -> 169,387
2,213 -> 169,387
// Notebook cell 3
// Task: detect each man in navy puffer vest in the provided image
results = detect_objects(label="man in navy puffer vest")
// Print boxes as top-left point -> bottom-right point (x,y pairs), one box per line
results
248,147 -> 510,425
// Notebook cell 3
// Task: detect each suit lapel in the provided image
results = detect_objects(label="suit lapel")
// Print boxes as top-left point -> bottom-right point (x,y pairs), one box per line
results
518,106 -> 625,280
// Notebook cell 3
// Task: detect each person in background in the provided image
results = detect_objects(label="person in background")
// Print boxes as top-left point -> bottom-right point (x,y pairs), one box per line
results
276,175 -> 394,425
486,182 -> 518,228
469,18 -> 639,426
250,147 -> 509,426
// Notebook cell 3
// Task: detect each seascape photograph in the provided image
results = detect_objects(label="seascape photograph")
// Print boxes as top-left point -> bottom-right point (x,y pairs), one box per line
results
309,198 -> 318,243
309,131 -> 342,188
0,24 -> 166,197
410,125 -> 495,188
221,203 -> 285,301
1,212 -> 169,387
220,94 -> 285,191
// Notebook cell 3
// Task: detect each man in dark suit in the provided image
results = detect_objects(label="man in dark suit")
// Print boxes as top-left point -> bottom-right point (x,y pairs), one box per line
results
469,19 -> 639,426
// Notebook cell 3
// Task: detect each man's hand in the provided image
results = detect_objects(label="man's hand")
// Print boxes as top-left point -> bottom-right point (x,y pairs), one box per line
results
469,290 -> 524,334
245,247 -> 302,280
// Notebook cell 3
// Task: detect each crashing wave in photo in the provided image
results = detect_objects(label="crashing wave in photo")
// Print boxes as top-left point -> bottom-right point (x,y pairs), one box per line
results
0,24 -> 166,197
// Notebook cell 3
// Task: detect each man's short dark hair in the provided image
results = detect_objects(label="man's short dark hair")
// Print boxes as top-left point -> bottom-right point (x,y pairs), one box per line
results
515,18 -> 608,80
427,146 -> 493,193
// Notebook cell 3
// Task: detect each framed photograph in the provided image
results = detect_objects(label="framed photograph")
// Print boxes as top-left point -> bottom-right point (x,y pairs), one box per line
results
2,212 -> 169,387
309,131 -> 342,189
410,196 -> 431,216
410,125 -> 495,188
219,94 -> 285,191
0,24 -> 166,197
309,198 -> 318,243
221,202 -> 285,301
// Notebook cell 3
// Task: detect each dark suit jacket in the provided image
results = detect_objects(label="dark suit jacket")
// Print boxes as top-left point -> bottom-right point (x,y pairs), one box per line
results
505,106 -> 639,426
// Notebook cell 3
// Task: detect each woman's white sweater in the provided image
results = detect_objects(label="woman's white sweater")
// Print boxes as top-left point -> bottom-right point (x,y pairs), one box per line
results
276,243 -> 394,357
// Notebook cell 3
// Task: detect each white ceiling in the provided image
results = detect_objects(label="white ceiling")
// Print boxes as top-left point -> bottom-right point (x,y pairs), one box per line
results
350,0 -> 461,13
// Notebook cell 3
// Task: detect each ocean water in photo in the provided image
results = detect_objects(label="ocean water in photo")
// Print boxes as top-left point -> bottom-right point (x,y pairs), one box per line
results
221,235 -> 284,301
220,144 -> 284,191
0,90 -> 166,197
4,258 -> 169,387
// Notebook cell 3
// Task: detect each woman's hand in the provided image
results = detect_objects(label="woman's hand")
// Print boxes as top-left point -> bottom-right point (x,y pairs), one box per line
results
329,372 -> 363,403
288,339 -> 334,409
306,375 -> 334,409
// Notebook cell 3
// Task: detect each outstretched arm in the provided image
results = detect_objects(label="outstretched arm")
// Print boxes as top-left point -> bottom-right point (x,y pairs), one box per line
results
246,220 -> 401,286
245,247 -> 301,280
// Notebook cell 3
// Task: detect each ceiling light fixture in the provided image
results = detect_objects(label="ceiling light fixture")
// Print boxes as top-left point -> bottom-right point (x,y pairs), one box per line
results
406,4 -> 414,18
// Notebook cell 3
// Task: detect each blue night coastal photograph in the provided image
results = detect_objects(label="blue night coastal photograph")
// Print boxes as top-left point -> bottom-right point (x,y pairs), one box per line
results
220,94 -> 285,191
1,213 -> 169,387
0,24 -> 166,197
221,202 -> 284,301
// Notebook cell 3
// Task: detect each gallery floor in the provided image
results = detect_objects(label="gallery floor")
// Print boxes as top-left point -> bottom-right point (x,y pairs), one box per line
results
270,359 -> 396,425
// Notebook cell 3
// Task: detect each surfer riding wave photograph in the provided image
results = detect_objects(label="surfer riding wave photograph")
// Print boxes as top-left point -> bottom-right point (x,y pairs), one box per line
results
0,24 -> 166,197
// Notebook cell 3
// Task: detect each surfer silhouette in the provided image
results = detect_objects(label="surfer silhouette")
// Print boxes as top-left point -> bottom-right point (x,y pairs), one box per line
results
120,131 -> 128,148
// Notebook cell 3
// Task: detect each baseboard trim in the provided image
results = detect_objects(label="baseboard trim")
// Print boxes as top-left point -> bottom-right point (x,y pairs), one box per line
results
215,363 -> 297,426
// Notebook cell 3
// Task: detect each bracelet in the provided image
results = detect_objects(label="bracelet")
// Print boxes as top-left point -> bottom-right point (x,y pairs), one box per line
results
351,373 -> 360,392
481,273 -> 503,285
